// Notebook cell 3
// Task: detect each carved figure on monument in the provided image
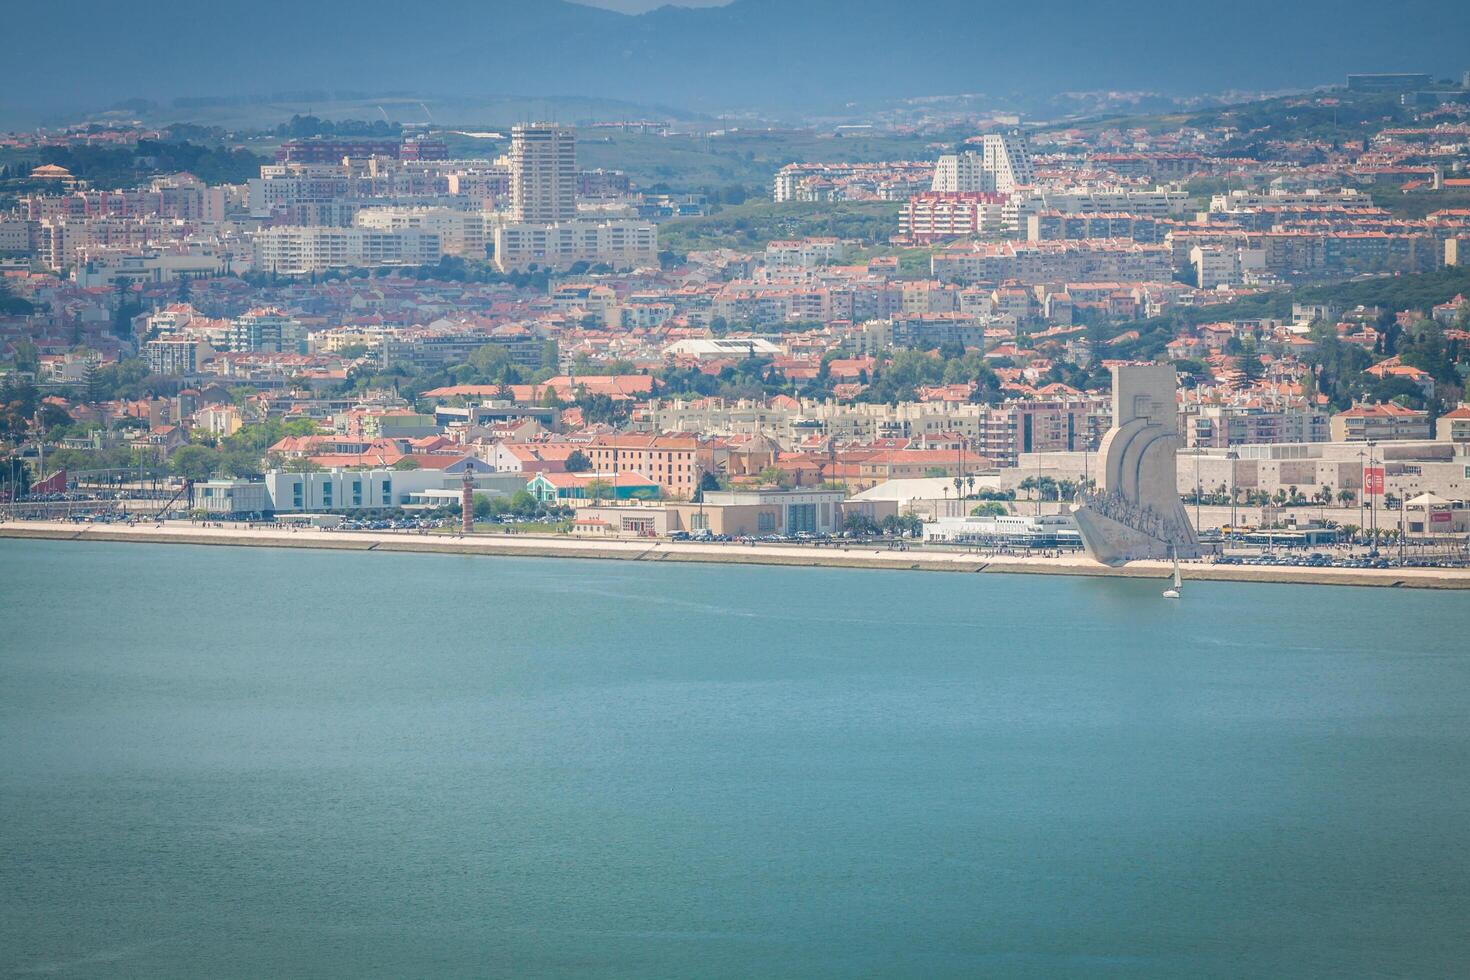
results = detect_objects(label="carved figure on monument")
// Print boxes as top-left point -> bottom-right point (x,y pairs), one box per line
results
1071,363 -> 1200,566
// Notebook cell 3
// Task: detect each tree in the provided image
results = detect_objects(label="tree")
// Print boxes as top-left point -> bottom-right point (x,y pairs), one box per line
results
844,512 -> 880,536
392,458 -> 420,471
508,489 -> 540,517
1238,336 -> 1264,383
11,338 -> 39,374
220,450 -> 264,479
112,281 -> 141,341
0,281 -> 35,316
754,466 -> 796,489
169,444 -> 219,481
467,343 -> 516,384
564,450 -> 591,473
971,501 -> 1008,517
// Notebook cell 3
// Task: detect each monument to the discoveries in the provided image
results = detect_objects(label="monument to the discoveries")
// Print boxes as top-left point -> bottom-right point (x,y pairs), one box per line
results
1072,363 -> 1200,566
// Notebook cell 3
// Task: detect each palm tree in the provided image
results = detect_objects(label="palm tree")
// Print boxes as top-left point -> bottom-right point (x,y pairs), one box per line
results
1337,489 -> 1356,507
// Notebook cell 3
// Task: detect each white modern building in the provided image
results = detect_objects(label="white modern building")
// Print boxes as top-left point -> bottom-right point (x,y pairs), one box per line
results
931,133 -> 1035,195
492,219 -> 657,273
923,512 -> 1081,548
252,226 -> 442,275
931,152 -> 988,193
980,133 -> 1035,193
260,467 -> 523,513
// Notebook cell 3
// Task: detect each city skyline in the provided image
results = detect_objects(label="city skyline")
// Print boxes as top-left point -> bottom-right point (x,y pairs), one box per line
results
2,2 -> 1469,975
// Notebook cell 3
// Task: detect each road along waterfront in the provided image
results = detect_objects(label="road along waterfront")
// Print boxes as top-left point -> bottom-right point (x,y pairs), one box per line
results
3,519 -> 1468,589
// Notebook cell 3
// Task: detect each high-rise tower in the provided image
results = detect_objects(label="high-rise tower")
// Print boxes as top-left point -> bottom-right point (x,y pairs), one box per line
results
979,132 -> 1035,194
509,123 -> 577,224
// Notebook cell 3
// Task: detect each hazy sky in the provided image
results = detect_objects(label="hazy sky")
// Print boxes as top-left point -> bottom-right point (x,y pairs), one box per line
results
576,0 -> 729,11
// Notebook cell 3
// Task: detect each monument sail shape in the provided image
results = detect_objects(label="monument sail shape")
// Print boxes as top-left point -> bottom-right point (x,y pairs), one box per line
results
1072,363 -> 1200,566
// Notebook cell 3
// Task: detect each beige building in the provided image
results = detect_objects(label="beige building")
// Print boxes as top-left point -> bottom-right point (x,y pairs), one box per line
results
1437,404 -> 1470,443
1329,402 -> 1433,442
354,207 -> 489,258
666,489 -> 892,537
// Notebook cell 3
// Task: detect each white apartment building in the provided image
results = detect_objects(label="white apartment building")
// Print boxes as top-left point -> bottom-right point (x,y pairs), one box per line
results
930,133 -> 1035,195
0,217 -> 32,253
228,308 -> 303,354
1208,188 -> 1374,212
354,207 -> 489,257
901,193 -> 1007,243
931,239 -> 1174,285
493,219 -> 656,273
509,123 -> 577,224
251,226 -> 441,275
1189,244 -> 1266,289
248,164 -> 354,219
764,238 -> 847,269
73,248 -> 227,287
931,152 -> 988,193
144,337 -> 206,375
980,133 -> 1035,193
1005,187 -> 1189,231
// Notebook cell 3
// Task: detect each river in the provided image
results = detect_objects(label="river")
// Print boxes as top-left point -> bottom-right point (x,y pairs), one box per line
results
2,539 -> 1466,977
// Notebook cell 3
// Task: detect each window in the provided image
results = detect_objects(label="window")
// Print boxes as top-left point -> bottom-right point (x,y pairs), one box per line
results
757,512 -> 776,533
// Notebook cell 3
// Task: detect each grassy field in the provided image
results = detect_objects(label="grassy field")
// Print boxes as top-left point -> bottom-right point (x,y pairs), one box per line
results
575,128 -> 956,193
1370,188 -> 1470,220
659,201 -> 903,254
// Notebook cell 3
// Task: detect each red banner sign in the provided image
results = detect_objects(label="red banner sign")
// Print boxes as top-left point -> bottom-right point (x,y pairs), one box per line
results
1363,466 -> 1385,496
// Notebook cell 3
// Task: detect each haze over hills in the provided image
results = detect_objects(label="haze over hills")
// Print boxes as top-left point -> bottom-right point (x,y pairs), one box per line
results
2,0 -> 1467,125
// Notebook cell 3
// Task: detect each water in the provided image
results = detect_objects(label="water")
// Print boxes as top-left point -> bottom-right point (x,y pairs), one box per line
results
1,539 -> 1467,978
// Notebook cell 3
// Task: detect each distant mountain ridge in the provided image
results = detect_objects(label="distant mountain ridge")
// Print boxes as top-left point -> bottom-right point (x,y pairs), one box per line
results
4,0 -> 1468,124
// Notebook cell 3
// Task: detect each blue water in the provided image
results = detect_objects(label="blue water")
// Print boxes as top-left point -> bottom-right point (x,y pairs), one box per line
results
1,539 -> 1467,978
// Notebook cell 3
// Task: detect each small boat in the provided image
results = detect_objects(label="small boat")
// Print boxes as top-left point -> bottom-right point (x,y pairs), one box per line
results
1162,549 -> 1182,599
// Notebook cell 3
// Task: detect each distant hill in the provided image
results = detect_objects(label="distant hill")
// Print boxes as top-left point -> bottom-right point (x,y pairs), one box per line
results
3,0 -> 1468,125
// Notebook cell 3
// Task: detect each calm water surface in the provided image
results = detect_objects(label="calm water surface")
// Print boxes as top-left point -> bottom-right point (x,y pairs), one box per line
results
1,539 -> 1468,978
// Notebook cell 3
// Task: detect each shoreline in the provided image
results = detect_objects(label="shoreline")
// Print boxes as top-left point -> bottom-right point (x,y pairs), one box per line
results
4,520 -> 1469,590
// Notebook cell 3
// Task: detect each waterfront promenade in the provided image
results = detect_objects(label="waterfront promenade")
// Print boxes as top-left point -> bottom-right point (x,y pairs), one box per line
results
4,519 -> 1468,589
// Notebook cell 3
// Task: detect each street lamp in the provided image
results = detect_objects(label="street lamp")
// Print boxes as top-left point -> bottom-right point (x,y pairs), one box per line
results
1357,445 -> 1366,546
1367,440 -> 1379,554
1226,450 -> 1239,541
1193,446 -> 1203,531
